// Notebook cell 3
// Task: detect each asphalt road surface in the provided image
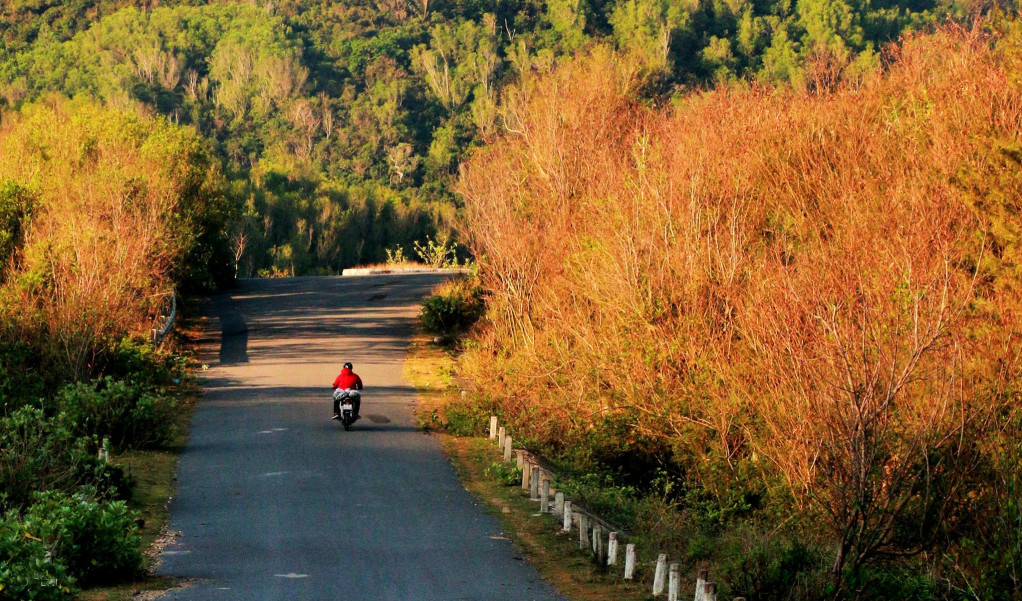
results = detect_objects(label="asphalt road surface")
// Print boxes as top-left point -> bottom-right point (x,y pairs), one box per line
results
159,275 -> 563,601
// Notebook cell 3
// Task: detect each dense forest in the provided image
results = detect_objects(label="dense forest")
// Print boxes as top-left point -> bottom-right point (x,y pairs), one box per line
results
1,0 -> 968,275
1,0 -> 1015,599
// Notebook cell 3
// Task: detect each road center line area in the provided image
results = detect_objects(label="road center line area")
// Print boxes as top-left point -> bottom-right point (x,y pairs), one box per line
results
158,275 -> 564,601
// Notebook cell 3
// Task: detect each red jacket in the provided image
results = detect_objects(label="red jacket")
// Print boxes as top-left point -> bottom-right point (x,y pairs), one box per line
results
333,368 -> 363,390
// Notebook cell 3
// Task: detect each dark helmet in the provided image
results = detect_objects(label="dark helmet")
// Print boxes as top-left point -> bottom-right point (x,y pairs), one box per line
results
343,362 -> 353,370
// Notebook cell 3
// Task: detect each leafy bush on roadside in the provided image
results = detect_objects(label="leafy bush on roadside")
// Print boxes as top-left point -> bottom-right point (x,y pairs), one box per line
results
22,489 -> 142,587
0,513 -> 75,601
0,407 -> 129,511
53,377 -> 176,449
484,461 -> 522,487
420,278 -> 484,341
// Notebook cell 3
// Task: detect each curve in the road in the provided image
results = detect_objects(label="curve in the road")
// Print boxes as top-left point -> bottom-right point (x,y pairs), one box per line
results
158,275 -> 564,601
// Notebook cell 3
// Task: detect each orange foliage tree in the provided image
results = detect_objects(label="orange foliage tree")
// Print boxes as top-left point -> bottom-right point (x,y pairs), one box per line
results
458,25 -> 1022,592
0,98 -> 225,379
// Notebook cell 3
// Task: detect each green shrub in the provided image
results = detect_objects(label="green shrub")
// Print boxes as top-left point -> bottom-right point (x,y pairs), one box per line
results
484,461 -> 523,486
0,407 -> 129,511
54,377 -> 176,449
718,526 -> 825,601
104,337 -> 185,389
420,278 -> 484,341
22,488 -> 143,587
0,512 -> 75,601
0,340 -> 46,412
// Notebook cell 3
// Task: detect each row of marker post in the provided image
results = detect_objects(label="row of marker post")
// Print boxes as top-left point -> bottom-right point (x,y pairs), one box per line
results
490,416 -> 745,601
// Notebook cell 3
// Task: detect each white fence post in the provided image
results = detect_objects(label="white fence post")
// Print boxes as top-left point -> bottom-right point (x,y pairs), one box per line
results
577,513 -> 588,549
498,426 -> 505,448
554,491 -> 565,516
703,582 -> 717,601
530,467 -> 540,500
668,562 -> 680,601
607,532 -> 619,566
515,449 -> 524,469
653,553 -> 668,596
489,416 -> 498,439
562,501 -> 573,532
695,568 -> 708,601
624,544 -> 636,580
540,478 -> 550,513
521,461 -> 531,490
503,435 -> 513,462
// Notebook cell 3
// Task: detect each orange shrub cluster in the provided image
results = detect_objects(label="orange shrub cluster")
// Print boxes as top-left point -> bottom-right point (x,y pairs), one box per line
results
458,25 -> 1022,589
0,99 -> 224,378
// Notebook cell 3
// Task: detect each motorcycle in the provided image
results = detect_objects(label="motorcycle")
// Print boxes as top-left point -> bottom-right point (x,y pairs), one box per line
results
333,388 -> 360,431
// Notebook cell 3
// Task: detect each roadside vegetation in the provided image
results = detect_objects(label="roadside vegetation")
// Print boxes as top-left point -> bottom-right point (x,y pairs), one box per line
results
423,20 -> 1022,601
0,100 -> 230,599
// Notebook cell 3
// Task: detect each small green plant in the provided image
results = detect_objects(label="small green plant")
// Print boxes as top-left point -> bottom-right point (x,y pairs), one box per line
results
485,461 -> 523,487
413,232 -> 458,268
385,245 -> 407,265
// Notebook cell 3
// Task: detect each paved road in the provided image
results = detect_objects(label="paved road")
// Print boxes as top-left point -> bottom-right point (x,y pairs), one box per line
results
159,275 -> 563,601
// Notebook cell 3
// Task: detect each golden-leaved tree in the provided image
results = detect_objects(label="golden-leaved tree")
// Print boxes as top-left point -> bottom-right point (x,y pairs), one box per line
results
0,98 -> 226,379
458,25 -> 1022,595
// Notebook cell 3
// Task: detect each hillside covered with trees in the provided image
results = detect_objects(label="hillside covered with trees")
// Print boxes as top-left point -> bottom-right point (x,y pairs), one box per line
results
1,0 -> 968,275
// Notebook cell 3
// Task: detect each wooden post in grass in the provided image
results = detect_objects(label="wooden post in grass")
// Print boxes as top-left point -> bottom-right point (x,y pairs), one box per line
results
703,582 -> 717,601
521,461 -> 531,490
562,501 -> 573,531
489,416 -> 497,439
668,563 -> 680,601
607,532 -> 619,566
530,467 -> 540,500
577,513 -> 588,549
503,435 -> 513,462
540,478 -> 551,513
695,569 -> 708,601
554,492 -> 565,516
624,544 -> 636,579
652,553 -> 668,596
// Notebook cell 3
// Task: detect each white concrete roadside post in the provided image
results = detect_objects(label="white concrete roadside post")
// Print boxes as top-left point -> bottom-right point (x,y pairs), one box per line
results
695,568 -> 708,601
503,435 -> 513,462
515,449 -> 524,469
530,467 -> 540,500
521,461 -> 531,490
668,562 -> 680,601
624,544 -> 636,580
489,416 -> 498,440
577,513 -> 588,549
554,491 -> 565,516
497,426 -> 505,449
540,478 -> 551,513
607,532 -> 619,566
562,500 -> 573,531
703,582 -> 717,601
593,525 -> 606,565
652,553 -> 668,596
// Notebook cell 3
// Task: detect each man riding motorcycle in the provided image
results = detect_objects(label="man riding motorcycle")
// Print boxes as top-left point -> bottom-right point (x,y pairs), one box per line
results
332,362 -> 363,421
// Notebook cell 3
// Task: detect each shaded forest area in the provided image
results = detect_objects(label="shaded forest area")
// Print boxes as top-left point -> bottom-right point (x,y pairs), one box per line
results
1,0 -> 968,275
